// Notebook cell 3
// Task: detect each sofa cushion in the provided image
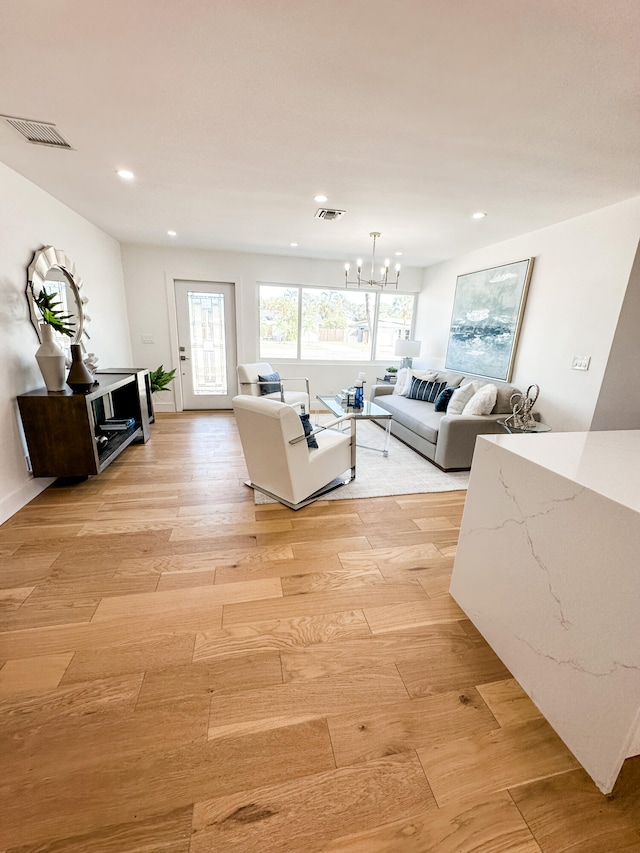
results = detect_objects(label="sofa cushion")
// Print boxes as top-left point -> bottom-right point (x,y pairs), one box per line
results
397,369 -> 438,396
447,380 -> 482,414
493,382 -> 522,414
463,383 -> 498,415
373,394 -> 444,444
433,371 -> 465,389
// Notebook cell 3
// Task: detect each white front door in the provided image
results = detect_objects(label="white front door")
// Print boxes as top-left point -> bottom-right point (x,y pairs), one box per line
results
174,280 -> 237,410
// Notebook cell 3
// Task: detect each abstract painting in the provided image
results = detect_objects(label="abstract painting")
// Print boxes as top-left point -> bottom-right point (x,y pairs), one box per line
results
444,258 -> 534,382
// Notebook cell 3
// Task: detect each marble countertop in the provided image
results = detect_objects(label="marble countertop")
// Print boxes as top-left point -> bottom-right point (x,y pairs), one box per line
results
480,430 -> 640,513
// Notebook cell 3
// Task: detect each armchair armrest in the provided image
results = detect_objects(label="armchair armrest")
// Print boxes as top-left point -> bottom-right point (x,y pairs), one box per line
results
239,380 -> 280,390
240,377 -> 310,406
288,414 -> 353,445
315,414 -> 353,432
280,376 -> 310,397
289,414 -> 356,476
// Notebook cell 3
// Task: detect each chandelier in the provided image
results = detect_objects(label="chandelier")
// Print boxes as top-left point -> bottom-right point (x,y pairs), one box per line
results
344,232 -> 401,289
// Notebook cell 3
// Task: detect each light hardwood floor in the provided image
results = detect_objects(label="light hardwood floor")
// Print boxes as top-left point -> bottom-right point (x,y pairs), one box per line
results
1,411 -> 639,852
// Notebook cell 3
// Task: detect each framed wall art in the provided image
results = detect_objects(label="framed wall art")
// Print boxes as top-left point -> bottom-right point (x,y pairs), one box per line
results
444,257 -> 534,382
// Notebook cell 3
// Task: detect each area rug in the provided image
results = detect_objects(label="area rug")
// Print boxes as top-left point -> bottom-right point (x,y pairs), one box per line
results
253,419 -> 469,503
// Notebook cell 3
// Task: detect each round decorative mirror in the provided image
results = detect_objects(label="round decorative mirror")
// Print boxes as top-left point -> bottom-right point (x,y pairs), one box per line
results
26,246 -> 90,352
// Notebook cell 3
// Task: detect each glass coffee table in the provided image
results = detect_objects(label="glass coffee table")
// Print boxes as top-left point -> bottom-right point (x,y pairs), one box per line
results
316,395 -> 393,456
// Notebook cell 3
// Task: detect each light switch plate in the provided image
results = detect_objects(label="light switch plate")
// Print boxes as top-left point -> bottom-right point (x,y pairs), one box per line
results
571,355 -> 591,371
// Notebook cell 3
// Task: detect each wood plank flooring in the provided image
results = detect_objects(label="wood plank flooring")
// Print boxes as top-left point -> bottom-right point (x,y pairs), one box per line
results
1,411 -> 639,852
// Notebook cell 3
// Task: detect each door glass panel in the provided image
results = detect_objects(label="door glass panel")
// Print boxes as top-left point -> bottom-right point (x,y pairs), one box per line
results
187,290 -> 227,395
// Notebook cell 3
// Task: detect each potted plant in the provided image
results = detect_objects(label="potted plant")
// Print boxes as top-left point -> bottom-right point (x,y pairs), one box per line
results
384,365 -> 398,383
29,284 -> 76,391
149,364 -> 176,393
29,284 -> 76,338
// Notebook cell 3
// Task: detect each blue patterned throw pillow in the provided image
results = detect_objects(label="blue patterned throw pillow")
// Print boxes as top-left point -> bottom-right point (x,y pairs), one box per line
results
258,371 -> 281,395
407,377 -> 447,403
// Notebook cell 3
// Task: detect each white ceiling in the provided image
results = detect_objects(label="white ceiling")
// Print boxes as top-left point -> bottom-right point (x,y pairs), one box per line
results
1,0 -> 639,267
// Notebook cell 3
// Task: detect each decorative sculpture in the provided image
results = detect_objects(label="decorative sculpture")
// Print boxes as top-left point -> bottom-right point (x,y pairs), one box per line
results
84,352 -> 99,375
506,384 -> 539,431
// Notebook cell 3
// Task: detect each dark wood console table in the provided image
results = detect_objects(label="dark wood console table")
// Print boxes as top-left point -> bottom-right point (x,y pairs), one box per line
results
17,369 -> 154,478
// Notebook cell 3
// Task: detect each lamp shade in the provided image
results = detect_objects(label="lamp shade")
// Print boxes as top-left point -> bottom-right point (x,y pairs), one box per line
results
394,339 -> 421,358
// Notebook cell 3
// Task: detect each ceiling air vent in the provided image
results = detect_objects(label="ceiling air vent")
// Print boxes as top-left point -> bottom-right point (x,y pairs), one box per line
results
314,208 -> 346,221
1,115 -> 75,149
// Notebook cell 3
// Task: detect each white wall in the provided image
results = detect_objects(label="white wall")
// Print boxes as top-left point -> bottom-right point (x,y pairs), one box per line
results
417,197 -> 640,431
591,240 -> 640,431
0,162 -> 132,523
120,243 -> 423,410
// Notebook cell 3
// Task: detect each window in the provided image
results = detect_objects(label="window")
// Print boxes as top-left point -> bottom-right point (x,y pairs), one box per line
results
374,293 -> 416,361
259,285 -> 299,360
259,285 -> 415,361
301,289 -> 374,361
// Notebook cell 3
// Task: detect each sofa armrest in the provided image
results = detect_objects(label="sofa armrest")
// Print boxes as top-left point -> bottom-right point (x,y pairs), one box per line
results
370,383 -> 394,401
435,413 -> 509,470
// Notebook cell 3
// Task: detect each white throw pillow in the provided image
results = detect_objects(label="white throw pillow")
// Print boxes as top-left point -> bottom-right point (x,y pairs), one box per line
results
462,383 -> 498,416
447,380 -> 481,414
392,367 -> 410,395
398,369 -> 438,396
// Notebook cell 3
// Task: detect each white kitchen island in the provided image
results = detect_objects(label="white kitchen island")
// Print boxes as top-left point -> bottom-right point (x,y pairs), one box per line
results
450,430 -> 640,794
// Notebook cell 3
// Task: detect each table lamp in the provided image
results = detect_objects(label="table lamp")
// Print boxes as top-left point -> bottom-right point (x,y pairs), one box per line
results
394,339 -> 421,369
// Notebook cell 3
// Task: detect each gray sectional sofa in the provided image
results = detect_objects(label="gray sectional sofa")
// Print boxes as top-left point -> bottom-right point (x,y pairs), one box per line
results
370,369 -> 522,471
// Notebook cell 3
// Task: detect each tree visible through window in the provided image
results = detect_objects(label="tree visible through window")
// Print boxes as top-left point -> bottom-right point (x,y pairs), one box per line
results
259,285 -> 415,361
259,286 -> 298,359
301,289 -> 373,361
375,293 -> 416,361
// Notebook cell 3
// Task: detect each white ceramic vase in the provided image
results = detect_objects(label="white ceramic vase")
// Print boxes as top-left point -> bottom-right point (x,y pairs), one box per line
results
35,323 -> 66,392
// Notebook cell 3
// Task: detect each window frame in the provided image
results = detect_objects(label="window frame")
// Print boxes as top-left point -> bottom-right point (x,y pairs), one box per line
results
258,283 -> 417,363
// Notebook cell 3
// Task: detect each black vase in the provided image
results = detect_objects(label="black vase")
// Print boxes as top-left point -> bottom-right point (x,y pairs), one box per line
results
66,344 -> 94,393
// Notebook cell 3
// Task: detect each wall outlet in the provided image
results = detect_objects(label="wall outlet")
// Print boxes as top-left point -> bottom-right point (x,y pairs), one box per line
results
141,334 -> 154,344
571,355 -> 591,371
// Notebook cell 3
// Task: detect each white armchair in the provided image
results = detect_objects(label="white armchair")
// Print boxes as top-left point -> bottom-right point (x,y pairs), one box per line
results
232,395 -> 356,510
236,362 -> 310,413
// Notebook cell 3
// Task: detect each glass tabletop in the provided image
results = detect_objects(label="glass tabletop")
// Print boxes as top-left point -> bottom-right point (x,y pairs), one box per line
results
497,419 -> 552,434
316,395 -> 392,419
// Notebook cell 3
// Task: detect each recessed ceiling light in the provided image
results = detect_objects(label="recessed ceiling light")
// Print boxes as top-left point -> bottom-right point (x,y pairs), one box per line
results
167,230 -> 177,237
290,242 -> 298,247
314,194 -> 328,203
395,251 -> 403,256
117,169 -> 134,180
472,211 -> 487,219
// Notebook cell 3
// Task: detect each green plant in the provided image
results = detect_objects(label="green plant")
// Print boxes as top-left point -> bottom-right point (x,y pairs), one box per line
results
385,366 -> 398,373
29,283 -> 75,337
149,364 -> 177,393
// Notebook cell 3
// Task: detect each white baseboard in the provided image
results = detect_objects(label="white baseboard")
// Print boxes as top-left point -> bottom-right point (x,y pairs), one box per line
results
153,401 -> 177,413
0,476 -> 54,525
